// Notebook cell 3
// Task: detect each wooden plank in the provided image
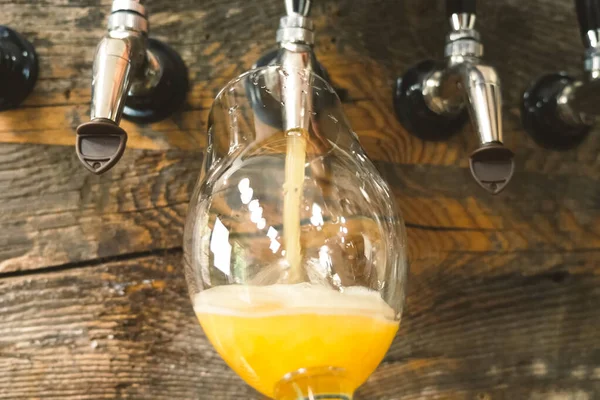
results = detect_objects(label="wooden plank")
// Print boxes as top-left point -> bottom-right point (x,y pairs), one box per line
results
3,99 -> 600,172
0,144 -> 192,273
1,251 -> 598,399
3,141 -> 600,274
0,139 -> 600,273
0,252 -> 260,400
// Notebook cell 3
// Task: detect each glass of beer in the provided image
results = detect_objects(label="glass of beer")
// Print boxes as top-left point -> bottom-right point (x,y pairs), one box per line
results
183,66 -> 408,400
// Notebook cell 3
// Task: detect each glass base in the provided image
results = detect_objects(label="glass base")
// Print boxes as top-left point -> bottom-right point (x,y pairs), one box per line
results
286,397 -> 351,400
273,367 -> 354,400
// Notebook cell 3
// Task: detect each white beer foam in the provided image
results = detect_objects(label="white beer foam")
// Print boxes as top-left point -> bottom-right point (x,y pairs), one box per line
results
193,283 -> 396,321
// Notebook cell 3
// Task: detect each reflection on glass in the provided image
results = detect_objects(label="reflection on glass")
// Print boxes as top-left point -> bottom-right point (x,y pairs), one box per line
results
183,66 -> 408,400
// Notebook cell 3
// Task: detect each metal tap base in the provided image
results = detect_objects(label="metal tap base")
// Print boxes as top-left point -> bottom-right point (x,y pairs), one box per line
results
0,26 -> 38,110
393,60 -> 468,141
521,73 -> 591,150
123,39 -> 189,123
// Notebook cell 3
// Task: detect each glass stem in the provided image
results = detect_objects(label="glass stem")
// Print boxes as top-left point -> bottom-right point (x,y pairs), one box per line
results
274,390 -> 353,400
276,396 -> 352,400
274,367 -> 354,400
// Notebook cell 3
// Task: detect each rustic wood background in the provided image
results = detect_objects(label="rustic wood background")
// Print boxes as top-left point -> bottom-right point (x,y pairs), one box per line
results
1,0 -> 600,398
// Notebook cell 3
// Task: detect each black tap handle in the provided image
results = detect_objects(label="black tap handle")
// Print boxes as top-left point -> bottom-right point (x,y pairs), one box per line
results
575,0 -> 600,46
0,26 -> 38,110
446,0 -> 476,17
285,0 -> 311,16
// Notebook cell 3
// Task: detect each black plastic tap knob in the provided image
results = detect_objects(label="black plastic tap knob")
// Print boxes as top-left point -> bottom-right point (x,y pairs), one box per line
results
0,26 -> 38,110
521,73 -> 591,150
393,60 -> 468,142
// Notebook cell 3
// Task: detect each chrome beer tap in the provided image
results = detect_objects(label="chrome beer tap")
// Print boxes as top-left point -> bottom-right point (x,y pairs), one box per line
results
394,0 -> 514,195
522,0 -> 600,150
254,0 -> 327,79
249,0 -> 331,128
76,0 -> 189,174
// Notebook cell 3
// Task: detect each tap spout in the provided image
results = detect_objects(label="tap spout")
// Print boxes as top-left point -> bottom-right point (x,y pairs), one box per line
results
276,0 -> 316,132
76,1 -> 148,174
456,64 -> 514,194
423,62 -> 513,194
423,62 -> 506,147
457,63 -> 503,146
90,34 -> 146,124
90,1 -> 148,124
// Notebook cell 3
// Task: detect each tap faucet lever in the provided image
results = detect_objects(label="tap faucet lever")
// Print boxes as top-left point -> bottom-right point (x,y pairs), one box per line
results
447,0 -> 476,15
76,0 -> 189,175
576,0 -> 600,48
576,0 -> 600,83
522,0 -> 600,150
447,0 -> 476,30
394,0 -> 514,194
285,0 -> 311,16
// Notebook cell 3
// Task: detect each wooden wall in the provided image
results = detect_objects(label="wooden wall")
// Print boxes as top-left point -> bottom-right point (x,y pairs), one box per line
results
1,0 -> 599,398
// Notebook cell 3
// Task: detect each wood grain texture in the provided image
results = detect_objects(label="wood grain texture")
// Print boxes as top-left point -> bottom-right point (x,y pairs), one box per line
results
3,139 -> 600,273
1,251 -> 599,399
1,0 -> 599,398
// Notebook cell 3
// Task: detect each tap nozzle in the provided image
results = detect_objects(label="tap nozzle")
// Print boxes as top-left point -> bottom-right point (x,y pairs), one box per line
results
251,0 -> 329,129
458,64 -> 514,194
394,0 -> 514,194
278,0 -> 314,132
76,0 -> 189,174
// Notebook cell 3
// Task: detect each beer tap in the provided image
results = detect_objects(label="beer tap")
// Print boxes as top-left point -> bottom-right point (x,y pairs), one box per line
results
249,0 -> 332,127
393,0 -> 514,195
76,0 -> 189,174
